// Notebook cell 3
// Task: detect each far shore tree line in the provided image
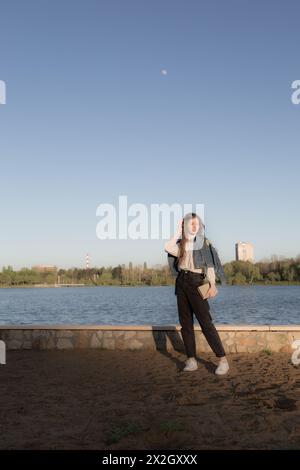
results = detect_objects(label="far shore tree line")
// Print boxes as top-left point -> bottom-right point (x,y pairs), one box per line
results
1,255 -> 300,287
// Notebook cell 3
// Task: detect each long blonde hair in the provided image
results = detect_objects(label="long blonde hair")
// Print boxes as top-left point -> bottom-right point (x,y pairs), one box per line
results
178,212 -> 205,266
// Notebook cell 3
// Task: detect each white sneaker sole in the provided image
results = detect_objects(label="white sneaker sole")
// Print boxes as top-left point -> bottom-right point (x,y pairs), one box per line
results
215,365 -> 229,375
183,362 -> 198,371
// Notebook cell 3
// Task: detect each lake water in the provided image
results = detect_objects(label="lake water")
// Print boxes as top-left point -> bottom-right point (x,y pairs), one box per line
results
0,285 -> 299,325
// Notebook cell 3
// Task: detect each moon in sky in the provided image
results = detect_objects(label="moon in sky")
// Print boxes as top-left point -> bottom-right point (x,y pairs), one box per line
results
160,69 -> 167,76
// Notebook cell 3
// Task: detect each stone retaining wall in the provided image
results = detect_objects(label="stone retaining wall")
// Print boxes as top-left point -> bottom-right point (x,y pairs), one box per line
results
1,325 -> 300,353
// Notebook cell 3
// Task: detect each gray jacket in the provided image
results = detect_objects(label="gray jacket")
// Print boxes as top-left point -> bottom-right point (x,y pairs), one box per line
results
167,234 -> 227,285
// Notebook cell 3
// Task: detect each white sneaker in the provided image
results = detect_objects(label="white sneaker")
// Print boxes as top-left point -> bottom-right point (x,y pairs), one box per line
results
183,357 -> 198,371
215,357 -> 229,375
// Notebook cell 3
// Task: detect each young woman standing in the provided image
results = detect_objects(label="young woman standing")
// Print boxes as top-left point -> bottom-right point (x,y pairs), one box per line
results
164,212 -> 229,375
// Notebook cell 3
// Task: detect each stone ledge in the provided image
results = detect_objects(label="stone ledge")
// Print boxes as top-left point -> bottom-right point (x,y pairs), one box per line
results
0,324 -> 300,353
1,324 -> 300,331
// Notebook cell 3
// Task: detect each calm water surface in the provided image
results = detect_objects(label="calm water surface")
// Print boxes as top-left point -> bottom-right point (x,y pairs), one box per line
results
0,285 -> 299,325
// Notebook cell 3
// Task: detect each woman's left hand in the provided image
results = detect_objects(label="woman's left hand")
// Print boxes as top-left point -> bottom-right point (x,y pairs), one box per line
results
207,283 -> 218,298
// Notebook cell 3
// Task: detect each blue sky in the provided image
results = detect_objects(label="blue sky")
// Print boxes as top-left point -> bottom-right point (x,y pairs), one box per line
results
0,0 -> 300,270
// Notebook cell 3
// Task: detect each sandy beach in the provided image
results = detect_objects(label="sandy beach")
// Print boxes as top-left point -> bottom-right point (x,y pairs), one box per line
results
0,349 -> 300,450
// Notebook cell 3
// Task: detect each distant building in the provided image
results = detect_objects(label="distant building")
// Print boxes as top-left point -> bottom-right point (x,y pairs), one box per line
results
152,263 -> 163,270
32,265 -> 57,273
235,242 -> 254,262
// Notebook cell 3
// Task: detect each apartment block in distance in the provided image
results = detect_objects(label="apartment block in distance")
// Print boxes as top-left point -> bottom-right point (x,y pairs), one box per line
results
31,265 -> 57,273
235,242 -> 254,262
